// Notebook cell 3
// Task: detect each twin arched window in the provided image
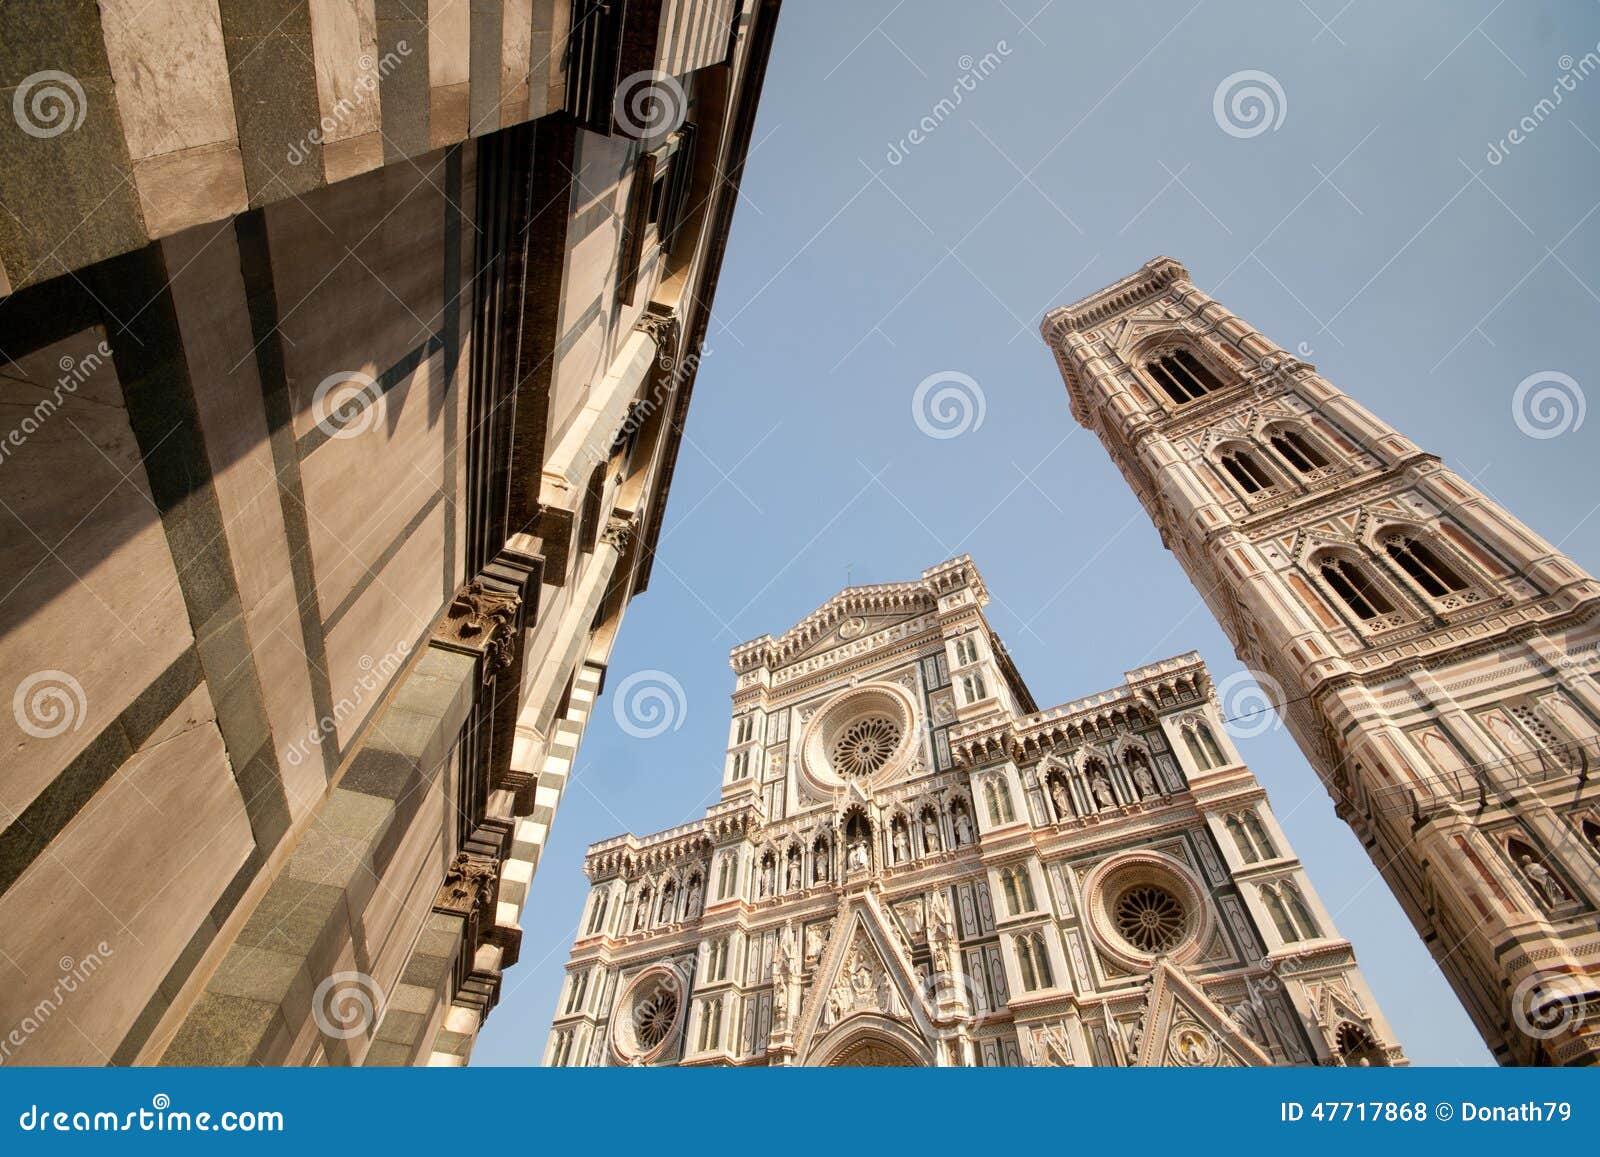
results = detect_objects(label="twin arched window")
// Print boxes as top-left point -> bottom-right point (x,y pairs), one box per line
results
1182,721 -> 1227,770
984,777 -> 1016,826
998,865 -> 1036,915
1382,534 -> 1468,597
1269,427 -> 1327,473
1314,532 -> 1473,624
1014,931 -> 1054,991
1225,811 -> 1276,863
1146,349 -> 1224,404
1220,447 -> 1276,494
1259,881 -> 1320,943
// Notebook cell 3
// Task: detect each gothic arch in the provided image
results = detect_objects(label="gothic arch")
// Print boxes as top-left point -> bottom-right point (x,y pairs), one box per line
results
807,1015 -> 933,1068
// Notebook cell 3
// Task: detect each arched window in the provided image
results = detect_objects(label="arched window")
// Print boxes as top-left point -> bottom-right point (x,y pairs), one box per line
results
1317,555 -> 1395,621
1219,448 -> 1275,495
999,866 -> 1035,914
1183,721 -> 1227,769
1268,427 -> 1328,473
1015,932 -> 1053,991
1260,885 -> 1299,943
699,996 -> 722,1051
1146,349 -> 1224,404
1336,1023 -> 1387,1066
587,891 -> 610,934
1226,815 -> 1258,863
1244,811 -> 1275,859
985,777 -> 1015,826
1283,882 -> 1320,939
1383,534 -> 1468,597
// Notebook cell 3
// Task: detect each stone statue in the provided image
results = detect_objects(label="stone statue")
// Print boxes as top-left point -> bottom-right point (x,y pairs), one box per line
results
953,808 -> 973,846
759,860 -> 774,898
1091,774 -> 1115,809
779,920 -> 799,976
786,856 -> 802,890
773,976 -> 789,1029
893,825 -> 910,862
923,822 -> 940,854
1050,779 -> 1072,819
685,877 -> 702,915
1132,763 -> 1157,795
847,836 -> 869,873
1520,855 -> 1567,905
929,887 -> 954,936
633,894 -> 648,930
814,850 -> 830,882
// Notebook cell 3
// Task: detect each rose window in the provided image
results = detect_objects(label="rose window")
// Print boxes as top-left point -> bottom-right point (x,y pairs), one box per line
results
831,716 -> 902,778
632,981 -> 680,1049
1113,885 -> 1187,953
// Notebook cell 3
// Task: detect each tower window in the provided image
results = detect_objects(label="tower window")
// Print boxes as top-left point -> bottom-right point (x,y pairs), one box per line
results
1318,556 -> 1395,621
1146,349 -> 1224,404
1219,449 -> 1274,495
1269,428 -> 1328,473
1383,535 -> 1468,597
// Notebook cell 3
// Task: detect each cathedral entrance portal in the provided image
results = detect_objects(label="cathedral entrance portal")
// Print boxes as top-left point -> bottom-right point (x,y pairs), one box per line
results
821,1033 -> 923,1068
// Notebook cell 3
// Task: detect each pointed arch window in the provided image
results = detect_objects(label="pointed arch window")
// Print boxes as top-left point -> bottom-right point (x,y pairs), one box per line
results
1219,448 -> 1276,495
1015,931 -> 1053,991
1318,555 -> 1395,621
1146,349 -> 1224,404
1383,534 -> 1468,597
1183,720 -> 1227,770
1260,885 -> 1299,944
586,891 -> 611,935
1268,428 -> 1328,473
1226,815 -> 1258,864
984,777 -> 1016,826
1283,882 -> 1320,939
1244,811 -> 1276,859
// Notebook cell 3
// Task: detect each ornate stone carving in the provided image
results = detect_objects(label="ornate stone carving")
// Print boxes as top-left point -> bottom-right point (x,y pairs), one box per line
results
437,579 -> 522,676
601,515 -> 637,552
435,852 -> 499,918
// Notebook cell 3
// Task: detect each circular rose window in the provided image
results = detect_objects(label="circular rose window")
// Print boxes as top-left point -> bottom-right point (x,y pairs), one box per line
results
831,716 -> 902,778
1113,884 -> 1187,953
610,967 -> 685,1063
798,683 -> 919,791
1081,852 -> 1209,969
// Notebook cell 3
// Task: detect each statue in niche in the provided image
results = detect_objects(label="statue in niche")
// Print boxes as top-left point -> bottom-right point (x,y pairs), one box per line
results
685,877 -> 702,915
786,856 -> 802,891
1519,855 -> 1567,906
773,975 -> 789,1031
759,859 -> 775,898
892,824 -> 910,862
814,848 -> 830,882
923,820 -> 940,854
1091,773 -> 1115,810
633,893 -> 649,930
953,807 -> 974,846
1050,778 -> 1072,820
847,836 -> 869,873
779,920 -> 800,976
929,887 -> 954,937
1132,762 -> 1158,796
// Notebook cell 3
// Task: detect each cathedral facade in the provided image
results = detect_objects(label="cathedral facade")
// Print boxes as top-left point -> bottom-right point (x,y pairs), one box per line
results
1041,258 -> 1600,1065
547,557 -> 1403,1066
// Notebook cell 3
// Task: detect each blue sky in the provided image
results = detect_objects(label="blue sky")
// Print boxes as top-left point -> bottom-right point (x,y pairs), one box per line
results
473,0 -> 1600,1065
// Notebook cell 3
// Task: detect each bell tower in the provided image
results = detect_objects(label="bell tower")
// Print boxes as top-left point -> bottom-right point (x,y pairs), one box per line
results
1041,257 -> 1600,1065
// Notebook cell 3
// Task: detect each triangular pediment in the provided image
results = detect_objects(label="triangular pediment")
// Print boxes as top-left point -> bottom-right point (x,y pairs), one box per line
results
785,608 -> 932,665
1133,961 -> 1274,1068
795,895 -> 932,1060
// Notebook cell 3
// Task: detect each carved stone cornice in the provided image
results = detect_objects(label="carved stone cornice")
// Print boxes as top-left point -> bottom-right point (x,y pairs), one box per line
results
601,513 -> 637,552
636,303 -> 682,370
435,851 -> 500,919
435,578 -> 523,679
